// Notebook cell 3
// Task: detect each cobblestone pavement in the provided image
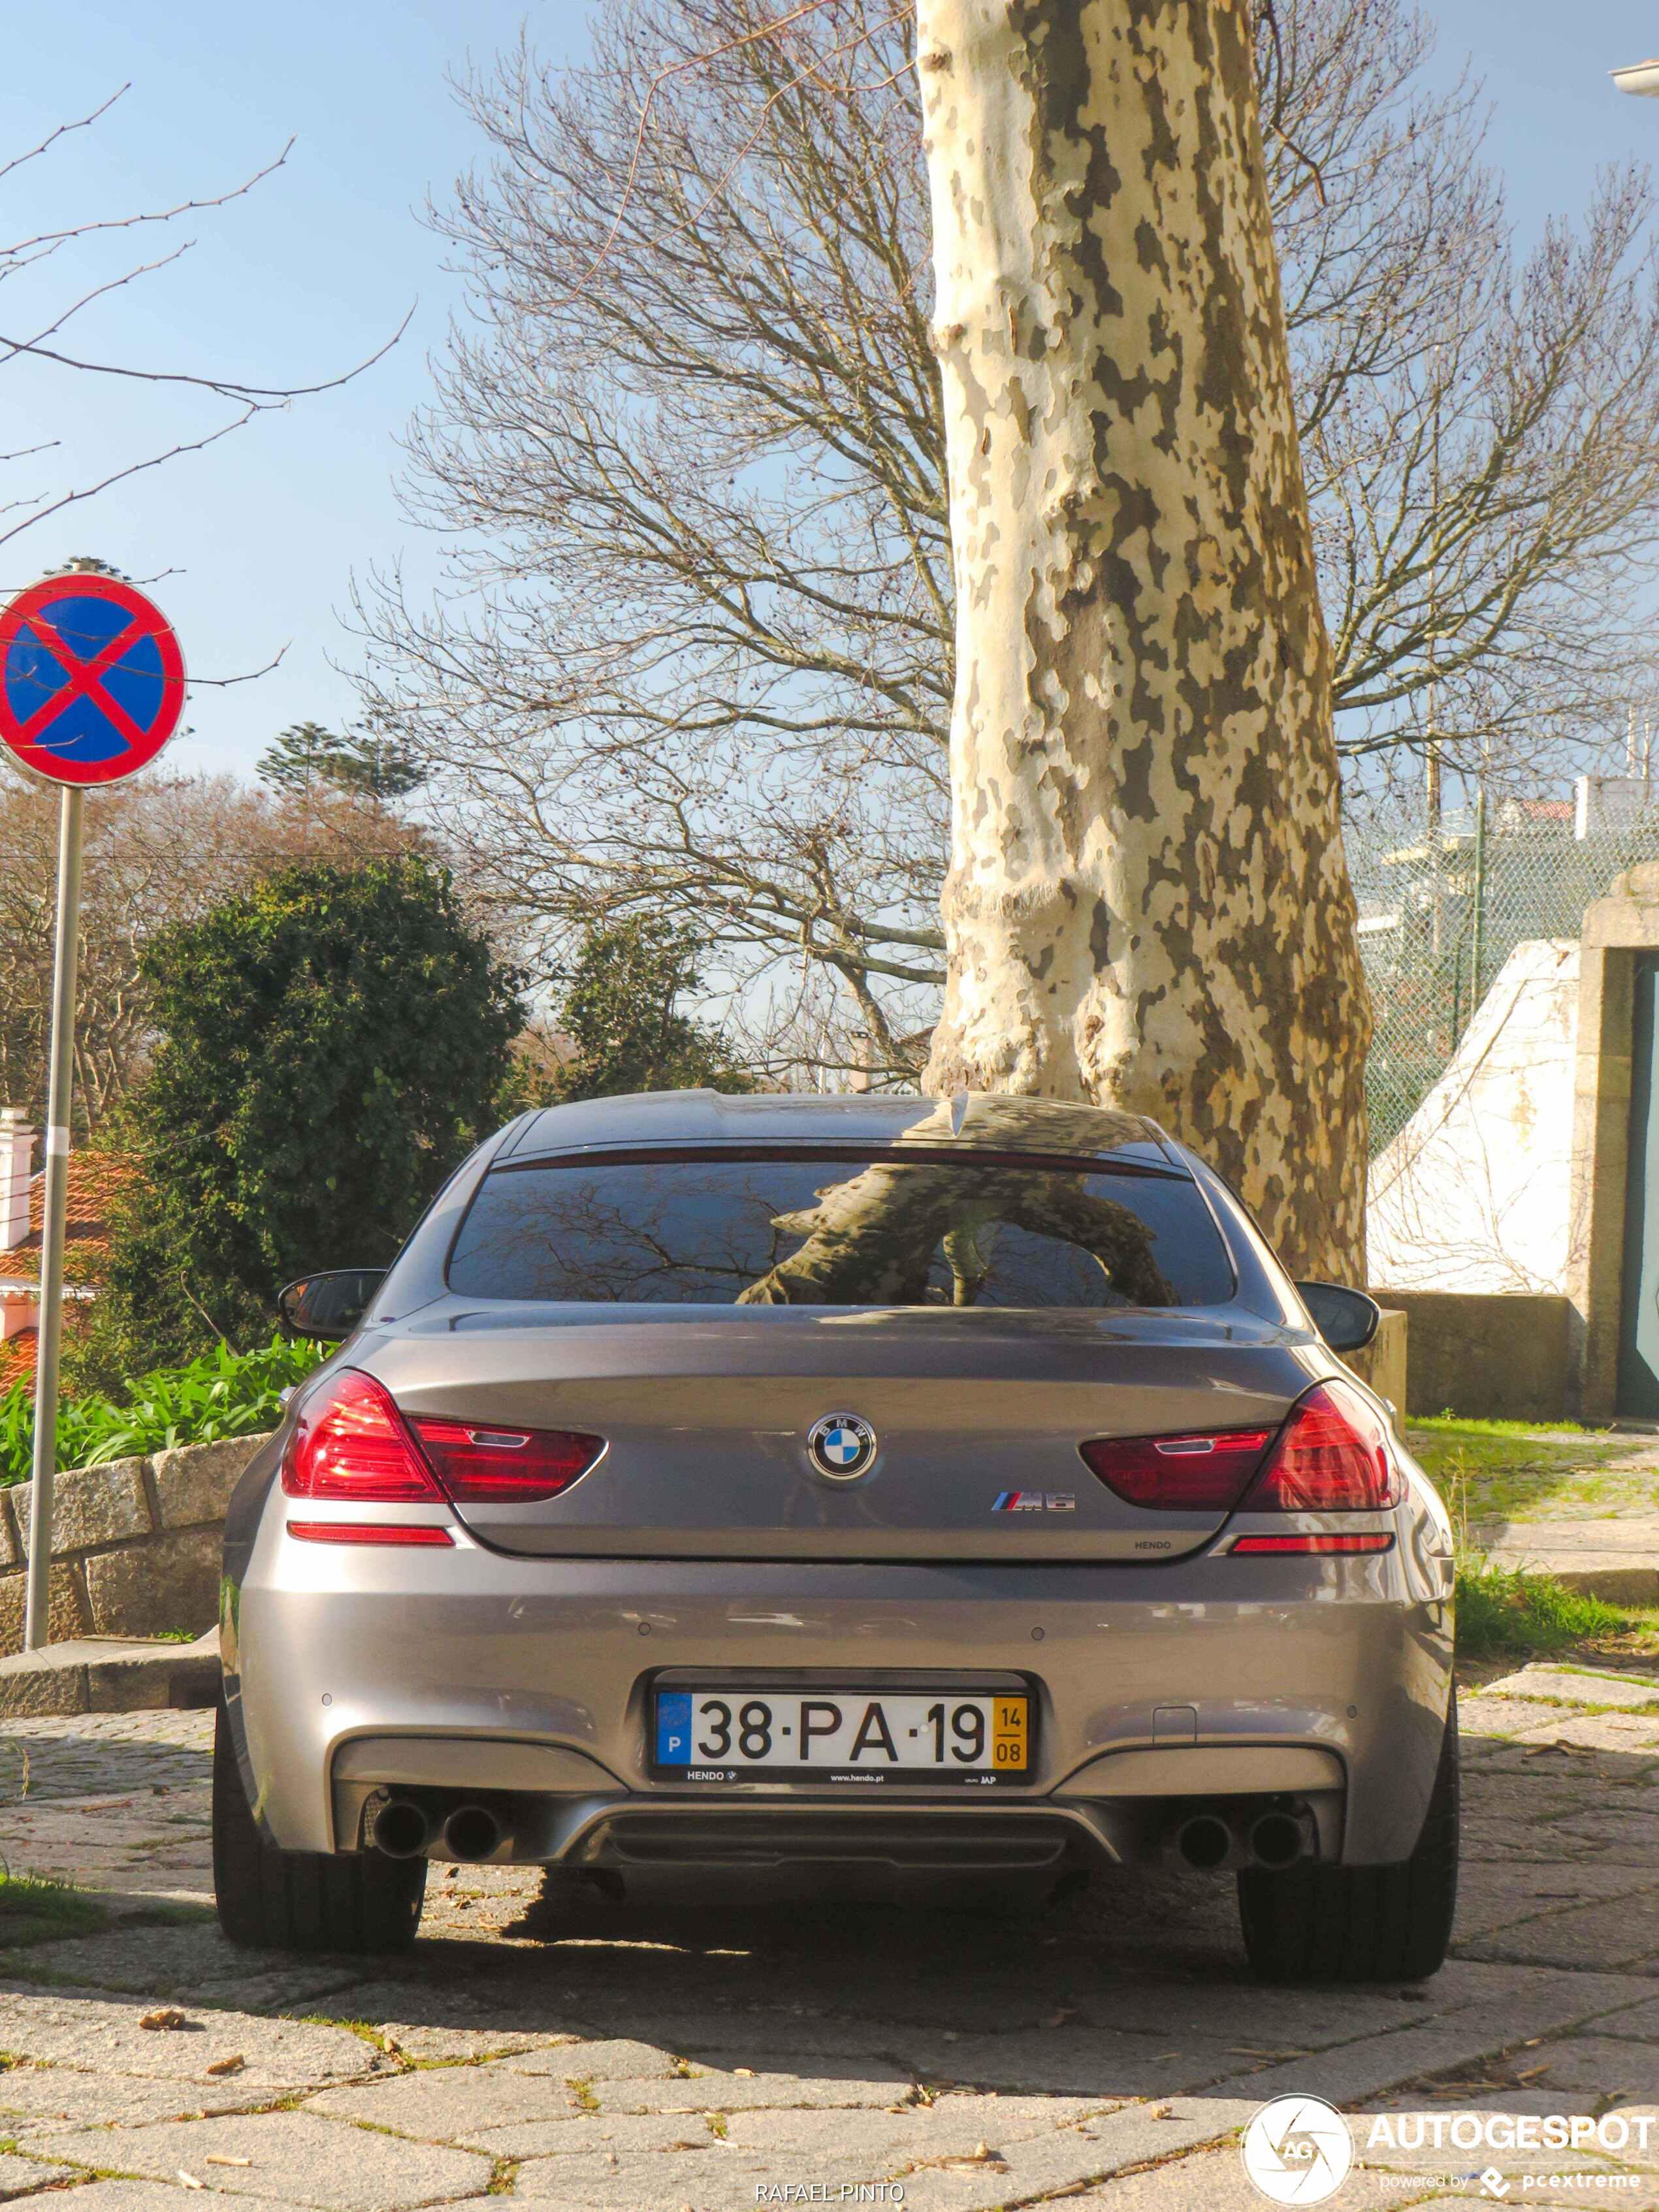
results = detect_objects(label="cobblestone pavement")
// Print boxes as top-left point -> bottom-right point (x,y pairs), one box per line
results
0,1668 -> 1653,2209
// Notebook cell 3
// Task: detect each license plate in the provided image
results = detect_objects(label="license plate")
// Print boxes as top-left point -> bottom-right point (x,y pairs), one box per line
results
651,1688 -> 1031,1786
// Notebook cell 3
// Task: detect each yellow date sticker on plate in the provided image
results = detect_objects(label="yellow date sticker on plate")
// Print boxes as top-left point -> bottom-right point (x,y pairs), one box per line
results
992,1696 -> 1029,1770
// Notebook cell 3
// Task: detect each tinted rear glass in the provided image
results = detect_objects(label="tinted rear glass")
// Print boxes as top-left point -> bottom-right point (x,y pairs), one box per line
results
447,1149 -> 1234,1307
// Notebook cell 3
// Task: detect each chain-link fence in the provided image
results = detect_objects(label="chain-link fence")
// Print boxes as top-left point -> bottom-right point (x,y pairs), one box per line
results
1350,793 -> 1659,1155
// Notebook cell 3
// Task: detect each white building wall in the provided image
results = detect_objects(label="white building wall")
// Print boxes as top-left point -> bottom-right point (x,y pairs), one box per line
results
1367,939 -> 1580,1294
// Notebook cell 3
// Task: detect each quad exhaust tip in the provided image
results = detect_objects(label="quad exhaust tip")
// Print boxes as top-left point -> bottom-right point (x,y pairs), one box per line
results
370,1797 -> 431,1859
369,1797 -> 508,1862
443,1803 -> 504,1863
1174,1813 -> 1232,1870
1173,1805 -> 1311,1871
1249,1810 -> 1306,1869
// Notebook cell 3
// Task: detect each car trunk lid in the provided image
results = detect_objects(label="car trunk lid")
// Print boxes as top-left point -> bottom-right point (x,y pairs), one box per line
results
364,1307 -> 1320,1563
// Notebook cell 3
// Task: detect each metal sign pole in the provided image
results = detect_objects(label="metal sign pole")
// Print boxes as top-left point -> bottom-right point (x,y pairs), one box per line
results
24,787 -> 85,1650
0,569 -> 185,1651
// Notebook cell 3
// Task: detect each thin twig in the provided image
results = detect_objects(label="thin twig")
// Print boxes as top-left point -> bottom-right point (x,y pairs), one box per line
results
1256,0 -> 1327,208
0,409 -> 257,551
0,87 -> 128,189
0,306 -> 415,405
2,141 -> 295,259
190,649 -> 290,688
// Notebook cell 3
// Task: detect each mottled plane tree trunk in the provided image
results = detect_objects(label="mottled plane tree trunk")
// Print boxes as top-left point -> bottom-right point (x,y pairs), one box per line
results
915,0 -> 1370,1278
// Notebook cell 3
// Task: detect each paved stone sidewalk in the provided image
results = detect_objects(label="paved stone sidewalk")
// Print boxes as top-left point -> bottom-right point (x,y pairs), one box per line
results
0,1672 -> 1652,2209
1478,1514 -> 1659,1597
1442,1424 -> 1659,1595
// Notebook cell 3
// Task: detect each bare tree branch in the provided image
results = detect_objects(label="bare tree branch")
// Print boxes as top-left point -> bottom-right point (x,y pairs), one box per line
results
0,310 -> 415,408
4,135 -> 294,259
1,89 -> 410,571
550,0 -> 855,304
0,87 -> 129,189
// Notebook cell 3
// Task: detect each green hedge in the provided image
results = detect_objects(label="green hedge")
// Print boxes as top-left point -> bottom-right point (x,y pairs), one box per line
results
0,1336 -> 327,1484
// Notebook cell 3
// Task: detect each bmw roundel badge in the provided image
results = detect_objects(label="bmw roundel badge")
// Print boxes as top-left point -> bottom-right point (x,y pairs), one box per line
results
807,1411 -> 878,1481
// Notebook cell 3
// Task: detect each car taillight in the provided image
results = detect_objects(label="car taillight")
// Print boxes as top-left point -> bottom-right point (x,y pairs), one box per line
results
282,1370 -> 443,1501
1230,1532 -> 1394,1556
1078,1379 -> 1402,1516
287,1520 -> 455,1547
1079,1426 -> 1275,1510
408,1418 -> 605,1501
1242,1380 -> 1402,1511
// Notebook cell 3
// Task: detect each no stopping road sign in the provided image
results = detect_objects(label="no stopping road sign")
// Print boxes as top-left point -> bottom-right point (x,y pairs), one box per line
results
0,573 -> 185,786
0,568 -> 187,1650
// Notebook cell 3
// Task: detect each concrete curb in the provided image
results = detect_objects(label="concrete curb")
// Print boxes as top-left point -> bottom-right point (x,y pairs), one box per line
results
0,1629 -> 218,1719
1549,1565 -> 1659,1607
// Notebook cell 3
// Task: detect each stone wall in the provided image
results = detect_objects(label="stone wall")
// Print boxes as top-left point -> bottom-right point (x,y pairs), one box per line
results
1368,1290 -> 1573,1422
0,1434 -> 271,1654
1347,1308 -> 1408,1416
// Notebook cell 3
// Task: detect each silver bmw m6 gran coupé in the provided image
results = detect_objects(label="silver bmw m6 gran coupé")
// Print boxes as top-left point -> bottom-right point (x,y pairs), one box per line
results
213,1089 -> 1458,1983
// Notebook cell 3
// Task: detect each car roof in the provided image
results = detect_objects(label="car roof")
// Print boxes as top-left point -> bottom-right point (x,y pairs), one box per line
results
500,1089 -> 1180,1171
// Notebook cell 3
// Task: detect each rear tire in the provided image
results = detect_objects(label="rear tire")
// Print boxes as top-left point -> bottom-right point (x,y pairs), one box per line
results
212,1695 -> 425,1954
1237,1692 -> 1458,1984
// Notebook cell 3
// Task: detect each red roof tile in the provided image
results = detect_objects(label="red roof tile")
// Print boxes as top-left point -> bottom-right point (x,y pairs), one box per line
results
0,1152 -> 137,1285
0,1329 -> 36,1392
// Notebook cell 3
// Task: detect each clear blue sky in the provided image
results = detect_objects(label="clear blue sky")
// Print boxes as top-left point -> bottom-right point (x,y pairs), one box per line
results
0,0 -> 583,781
2,0 -> 1658,785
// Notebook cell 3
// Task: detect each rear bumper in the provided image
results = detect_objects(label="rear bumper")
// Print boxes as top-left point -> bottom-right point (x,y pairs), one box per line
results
227,1505 -> 1453,1867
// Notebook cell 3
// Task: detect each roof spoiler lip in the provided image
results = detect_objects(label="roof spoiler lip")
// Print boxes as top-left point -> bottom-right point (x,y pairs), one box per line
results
500,1089 -> 1174,1158
483,1140 -> 1195,1183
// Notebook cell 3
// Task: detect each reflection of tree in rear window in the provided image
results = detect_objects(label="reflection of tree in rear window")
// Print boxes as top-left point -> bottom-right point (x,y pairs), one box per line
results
446,1152 -> 1235,1308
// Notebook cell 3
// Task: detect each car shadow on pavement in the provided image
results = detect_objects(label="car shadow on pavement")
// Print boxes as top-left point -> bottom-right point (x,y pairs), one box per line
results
496,1859 -> 1249,1987
0,1723 -> 210,1803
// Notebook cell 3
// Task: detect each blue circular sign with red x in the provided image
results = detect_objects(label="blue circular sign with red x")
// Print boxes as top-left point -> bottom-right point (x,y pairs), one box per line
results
0,574 -> 185,787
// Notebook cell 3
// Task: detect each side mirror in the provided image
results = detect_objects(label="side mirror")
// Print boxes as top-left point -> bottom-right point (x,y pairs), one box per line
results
276,1268 -> 386,1344
1294,1280 -> 1381,1356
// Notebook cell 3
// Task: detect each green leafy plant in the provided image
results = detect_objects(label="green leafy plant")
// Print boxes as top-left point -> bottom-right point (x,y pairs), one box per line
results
0,1334 -> 326,1484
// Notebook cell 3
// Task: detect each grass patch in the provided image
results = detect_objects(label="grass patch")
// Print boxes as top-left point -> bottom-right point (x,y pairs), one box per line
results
0,1872 -> 106,1949
1456,1561 -> 1659,1662
1421,1415 -> 1600,1439
113,1901 -> 214,1929
1409,1417 -> 1654,1526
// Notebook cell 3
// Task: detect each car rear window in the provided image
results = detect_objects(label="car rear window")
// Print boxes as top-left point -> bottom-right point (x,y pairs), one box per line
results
447,1147 -> 1235,1308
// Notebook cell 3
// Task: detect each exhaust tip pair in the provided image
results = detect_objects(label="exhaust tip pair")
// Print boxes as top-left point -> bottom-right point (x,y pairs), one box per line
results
369,1797 -> 506,1863
1174,1806 -> 1308,1872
